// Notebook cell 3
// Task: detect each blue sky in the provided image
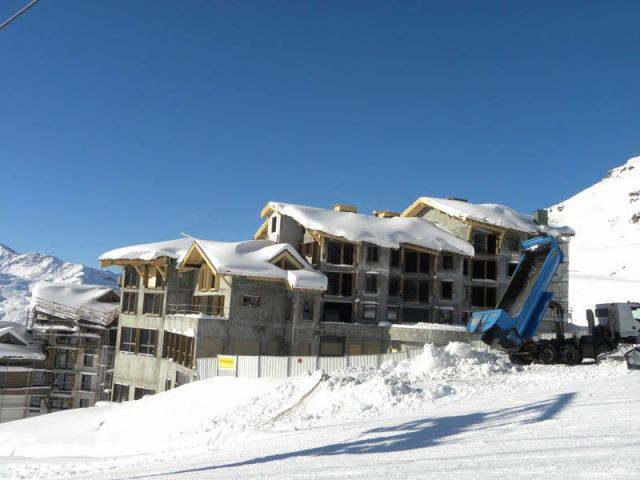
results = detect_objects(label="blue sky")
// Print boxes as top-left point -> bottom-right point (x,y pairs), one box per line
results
1,1 -> 639,268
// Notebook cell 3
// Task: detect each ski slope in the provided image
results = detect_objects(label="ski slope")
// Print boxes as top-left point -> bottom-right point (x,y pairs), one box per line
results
1,343 -> 638,480
548,156 -> 640,323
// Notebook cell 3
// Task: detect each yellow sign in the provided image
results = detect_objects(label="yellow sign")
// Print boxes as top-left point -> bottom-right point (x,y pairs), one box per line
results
218,355 -> 236,370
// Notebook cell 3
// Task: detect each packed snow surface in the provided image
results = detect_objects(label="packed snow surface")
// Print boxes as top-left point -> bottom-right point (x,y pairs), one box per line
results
0,244 -> 117,325
410,196 -> 574,237
548,156 -> 640,323
1,343 -> 637,480
265,202 -> 475,256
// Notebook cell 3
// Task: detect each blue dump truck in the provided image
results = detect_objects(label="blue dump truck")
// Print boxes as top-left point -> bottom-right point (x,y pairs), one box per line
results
467,236 -> 639,366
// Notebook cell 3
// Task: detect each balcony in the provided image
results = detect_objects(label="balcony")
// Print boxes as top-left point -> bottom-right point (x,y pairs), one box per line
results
166,303 -> 228,318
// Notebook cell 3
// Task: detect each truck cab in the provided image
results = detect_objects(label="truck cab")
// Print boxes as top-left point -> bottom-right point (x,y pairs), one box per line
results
593,302 -> 640,344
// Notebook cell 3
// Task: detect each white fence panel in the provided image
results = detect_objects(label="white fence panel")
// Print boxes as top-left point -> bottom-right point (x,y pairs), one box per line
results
259,356 -> 289,378
237,356 -> 260,378
406,348 -> 423,360
347,353 -> 379,369
196,358 -> 218,379
317,356 -> 348,374
288,356 -> 318,376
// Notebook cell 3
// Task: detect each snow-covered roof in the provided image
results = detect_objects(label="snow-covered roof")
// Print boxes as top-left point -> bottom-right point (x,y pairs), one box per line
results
263,202 -> 475,256
403,197 -> 574,237
99,238 -> 193,265
189,239 -> 327,291
31,282 -> 120,326
0,321 -> 46,361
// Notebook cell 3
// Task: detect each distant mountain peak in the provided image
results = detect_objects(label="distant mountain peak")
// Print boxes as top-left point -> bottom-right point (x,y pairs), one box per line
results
0,243 -> 118,324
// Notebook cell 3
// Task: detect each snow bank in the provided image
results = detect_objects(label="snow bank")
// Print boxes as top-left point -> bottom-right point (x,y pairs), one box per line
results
0,344 -> 511,458
265,202 -> 475,256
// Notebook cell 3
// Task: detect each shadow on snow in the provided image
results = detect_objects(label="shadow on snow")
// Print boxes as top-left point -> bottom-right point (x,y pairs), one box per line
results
128,392 -> 575,479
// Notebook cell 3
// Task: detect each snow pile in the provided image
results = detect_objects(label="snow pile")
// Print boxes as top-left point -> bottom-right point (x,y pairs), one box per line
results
284,343 -> 512,427
409,197 -> 574,237
265,202 -> 475,256
0,344 -> 633,480
0,244 -> 117,325
0,344 -> 514,458
548,156 -> 640,323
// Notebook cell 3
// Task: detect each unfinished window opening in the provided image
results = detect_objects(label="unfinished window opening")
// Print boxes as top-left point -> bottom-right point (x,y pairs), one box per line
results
403,279 -> 430,303
162,332 -> 195,367
438,309 -> 453,324
121,292 -> 137,314
53,373 -> 74,392
326,240 -> 354,265
387,305 -> 398,322
144,265 -> 164,289
319,335 -> 346,356
365,274 -> 378,294
143,293 -> 164,315
54,350 -> 74,369
441,255 -> 454,271
508,262 -> 518,277
112,383 -> 129,403
471,286 -> 497,308
303,299 -> 314,321
363,304 -> 377,321
81,374 -> 92,391
79,399 -> 90,408
472,260 -> 497,281
29,396 -> 41,409
463,258 -> 469,276
366,245 -> 379,263
120,327 -> 138,353
487,234 -> 498,254
402,307 -> 429,323
441,281 -> 453,300
506,234 -> 521,252
472,231 -> 486,253
242,295 -> 261,307
134,387 -> 155,401
326,272 -> 353,297
138,329 -> 157,355
300,241 -> 320,265
123,266 -> 139,288
197,265 -> 216,291
388,277 -> 400,297
83,353 -> 94,367
322,302 -> 352,323
403,249 -> 431,274
270,216 -> 277,233
463,285 -> 469,302
390,249 -> 401,268
192,295 -> 225,317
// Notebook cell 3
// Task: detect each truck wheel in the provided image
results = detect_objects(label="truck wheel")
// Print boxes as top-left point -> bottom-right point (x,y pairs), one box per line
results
538,343 -> 557,365
559,344 -> 581,365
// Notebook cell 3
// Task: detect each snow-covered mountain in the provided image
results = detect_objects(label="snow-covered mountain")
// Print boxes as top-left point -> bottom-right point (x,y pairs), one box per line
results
548,156 -> 640,323
0,243 -> 118,324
